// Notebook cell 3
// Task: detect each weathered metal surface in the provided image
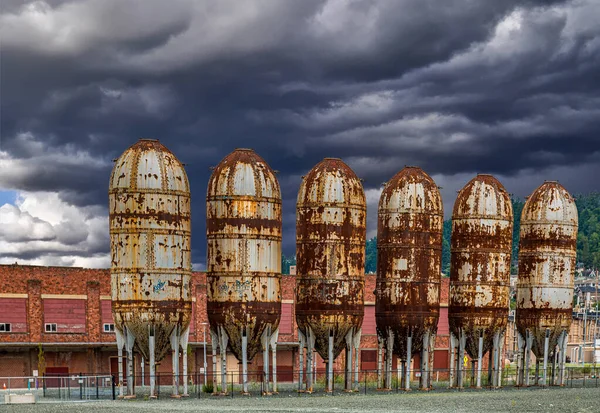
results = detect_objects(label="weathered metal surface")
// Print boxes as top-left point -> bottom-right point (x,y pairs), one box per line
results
376,166 -> 443,358
109,139 -> 192,361
296,158 -> 366,360
449,174 -> 513,358
516,181 -> 578,357
206,148 -> 282,361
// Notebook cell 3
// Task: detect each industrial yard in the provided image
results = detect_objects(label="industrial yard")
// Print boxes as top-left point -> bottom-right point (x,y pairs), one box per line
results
3,387 -> 600,413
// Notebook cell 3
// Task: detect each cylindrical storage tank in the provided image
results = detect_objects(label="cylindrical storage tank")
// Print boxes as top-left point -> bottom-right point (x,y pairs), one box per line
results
516,181 -> 578,357
449,174 -> 513,358
109,139 -> 192,361
376,166 -> 443,358
296,158 -> 366,360
206,148 -> 282,361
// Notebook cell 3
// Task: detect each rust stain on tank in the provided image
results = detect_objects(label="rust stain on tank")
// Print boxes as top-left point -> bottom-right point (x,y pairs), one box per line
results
516,181 -> 578,357
296,158 -> 366,360
109,139 -> 192,361
206,148 -> 282,361
449,174 -> 513,358
376,166 -> 443,358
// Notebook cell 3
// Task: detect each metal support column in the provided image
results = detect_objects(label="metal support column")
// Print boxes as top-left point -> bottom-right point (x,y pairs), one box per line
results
377,336 -> 384,389
476,332 -> 483,388
149,326 -> 156,398
354,328 -> 361,391
210,329 -> 219,395
125,327 -> 135,397
115,328 -> 125,398
449,333 -> 457,388
170,326 -> 180,397
241,328 -> 249,394
420,331 -> 430,390
298,331 -> 305,390
543,328 -> 550,387
180,326 -> 190,396
457,330 -> 466,389
385,329 -> 394,390
327,329 -> 334,393
405,333 -> 412,391
262,326 -> 271,395
271,327 -> 279,394
219,326 -> 229,395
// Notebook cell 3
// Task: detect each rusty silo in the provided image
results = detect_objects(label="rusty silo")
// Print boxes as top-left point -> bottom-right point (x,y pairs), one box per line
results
516,181 -> 578,387
376,166 -> 443,391
206,148 -> 282,394
296,158 -> 366,392
109,139 -> 192,398
449,174 -> 513,388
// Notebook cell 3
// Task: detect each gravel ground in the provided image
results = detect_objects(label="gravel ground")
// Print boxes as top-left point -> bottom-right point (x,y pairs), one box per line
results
3,387 -> 599,413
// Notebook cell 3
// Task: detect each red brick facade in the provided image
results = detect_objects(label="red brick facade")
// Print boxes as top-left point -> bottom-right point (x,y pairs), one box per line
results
0,264 -> 452,379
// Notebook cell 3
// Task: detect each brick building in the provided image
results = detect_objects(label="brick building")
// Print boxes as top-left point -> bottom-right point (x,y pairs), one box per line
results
0,264 -> 451,382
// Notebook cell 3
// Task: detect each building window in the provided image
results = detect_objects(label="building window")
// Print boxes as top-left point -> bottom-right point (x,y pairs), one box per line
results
0,323 -> 11,332
45,323 -> 57,333
103,323 -> 115,333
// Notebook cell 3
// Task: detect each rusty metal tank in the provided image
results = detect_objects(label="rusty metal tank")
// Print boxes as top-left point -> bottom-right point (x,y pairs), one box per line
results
376,166 -> 443,357
516,181 -> 578,357
109,139 -> 192,361
449,174 -> 513,358
295,158 -> 366,360
206,148 -> 282,361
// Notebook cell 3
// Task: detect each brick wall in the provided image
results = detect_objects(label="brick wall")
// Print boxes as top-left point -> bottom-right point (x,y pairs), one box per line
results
0,264 -> 455,376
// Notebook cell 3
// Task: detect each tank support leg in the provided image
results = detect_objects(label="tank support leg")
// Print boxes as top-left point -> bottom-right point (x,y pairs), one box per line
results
353,328 -> 361,391
496,331 -> 505,387
457,330 -> 466,389
492,330 -> 501,387
115,328 -> 125,398
476,332 -> 483,388
210,329 -> 219,395
377,336 -> 383,389
345,329 -> 354,391
171,326 -> 180,397
241,327 -> 249,394
262,326 -> 271,395
385,329 -> 394,390
449,333 -> 457,388
298,331 -> 305,390
405,333 -> 412,391
180,326 -> 190,396
306,328 -> 314,393
327,329 -> 334,393
420,331 -> 430,390
428,333 -> 435,389
271,327 -> 279,394
149,326 -> 156,398
219,327 -> 229,395
524,329 -> 533,387
125,327 -> 135,397
558,330 -> 568,386
516,332 -> 524,386
543,328 -> 550,387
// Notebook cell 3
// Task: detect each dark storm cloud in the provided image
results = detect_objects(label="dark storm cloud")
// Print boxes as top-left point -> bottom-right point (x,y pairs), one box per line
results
1,0 -> 599,266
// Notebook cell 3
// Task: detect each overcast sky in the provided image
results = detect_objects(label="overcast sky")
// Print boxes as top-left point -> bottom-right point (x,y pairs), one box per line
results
1,0 -> 599,269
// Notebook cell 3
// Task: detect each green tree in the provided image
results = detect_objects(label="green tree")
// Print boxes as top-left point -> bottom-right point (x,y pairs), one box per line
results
365,237 -> 377,274
442,220 -> 451,276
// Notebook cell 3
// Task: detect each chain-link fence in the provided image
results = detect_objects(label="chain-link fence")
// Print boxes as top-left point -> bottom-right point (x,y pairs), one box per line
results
0,375 -> 115,404
2,366 -> 598,403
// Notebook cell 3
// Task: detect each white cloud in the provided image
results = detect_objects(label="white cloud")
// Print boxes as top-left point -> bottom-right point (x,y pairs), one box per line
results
0,191 -> 110,268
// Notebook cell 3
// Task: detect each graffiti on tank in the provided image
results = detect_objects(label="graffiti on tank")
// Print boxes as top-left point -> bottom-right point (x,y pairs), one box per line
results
153,280 -> 166,293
